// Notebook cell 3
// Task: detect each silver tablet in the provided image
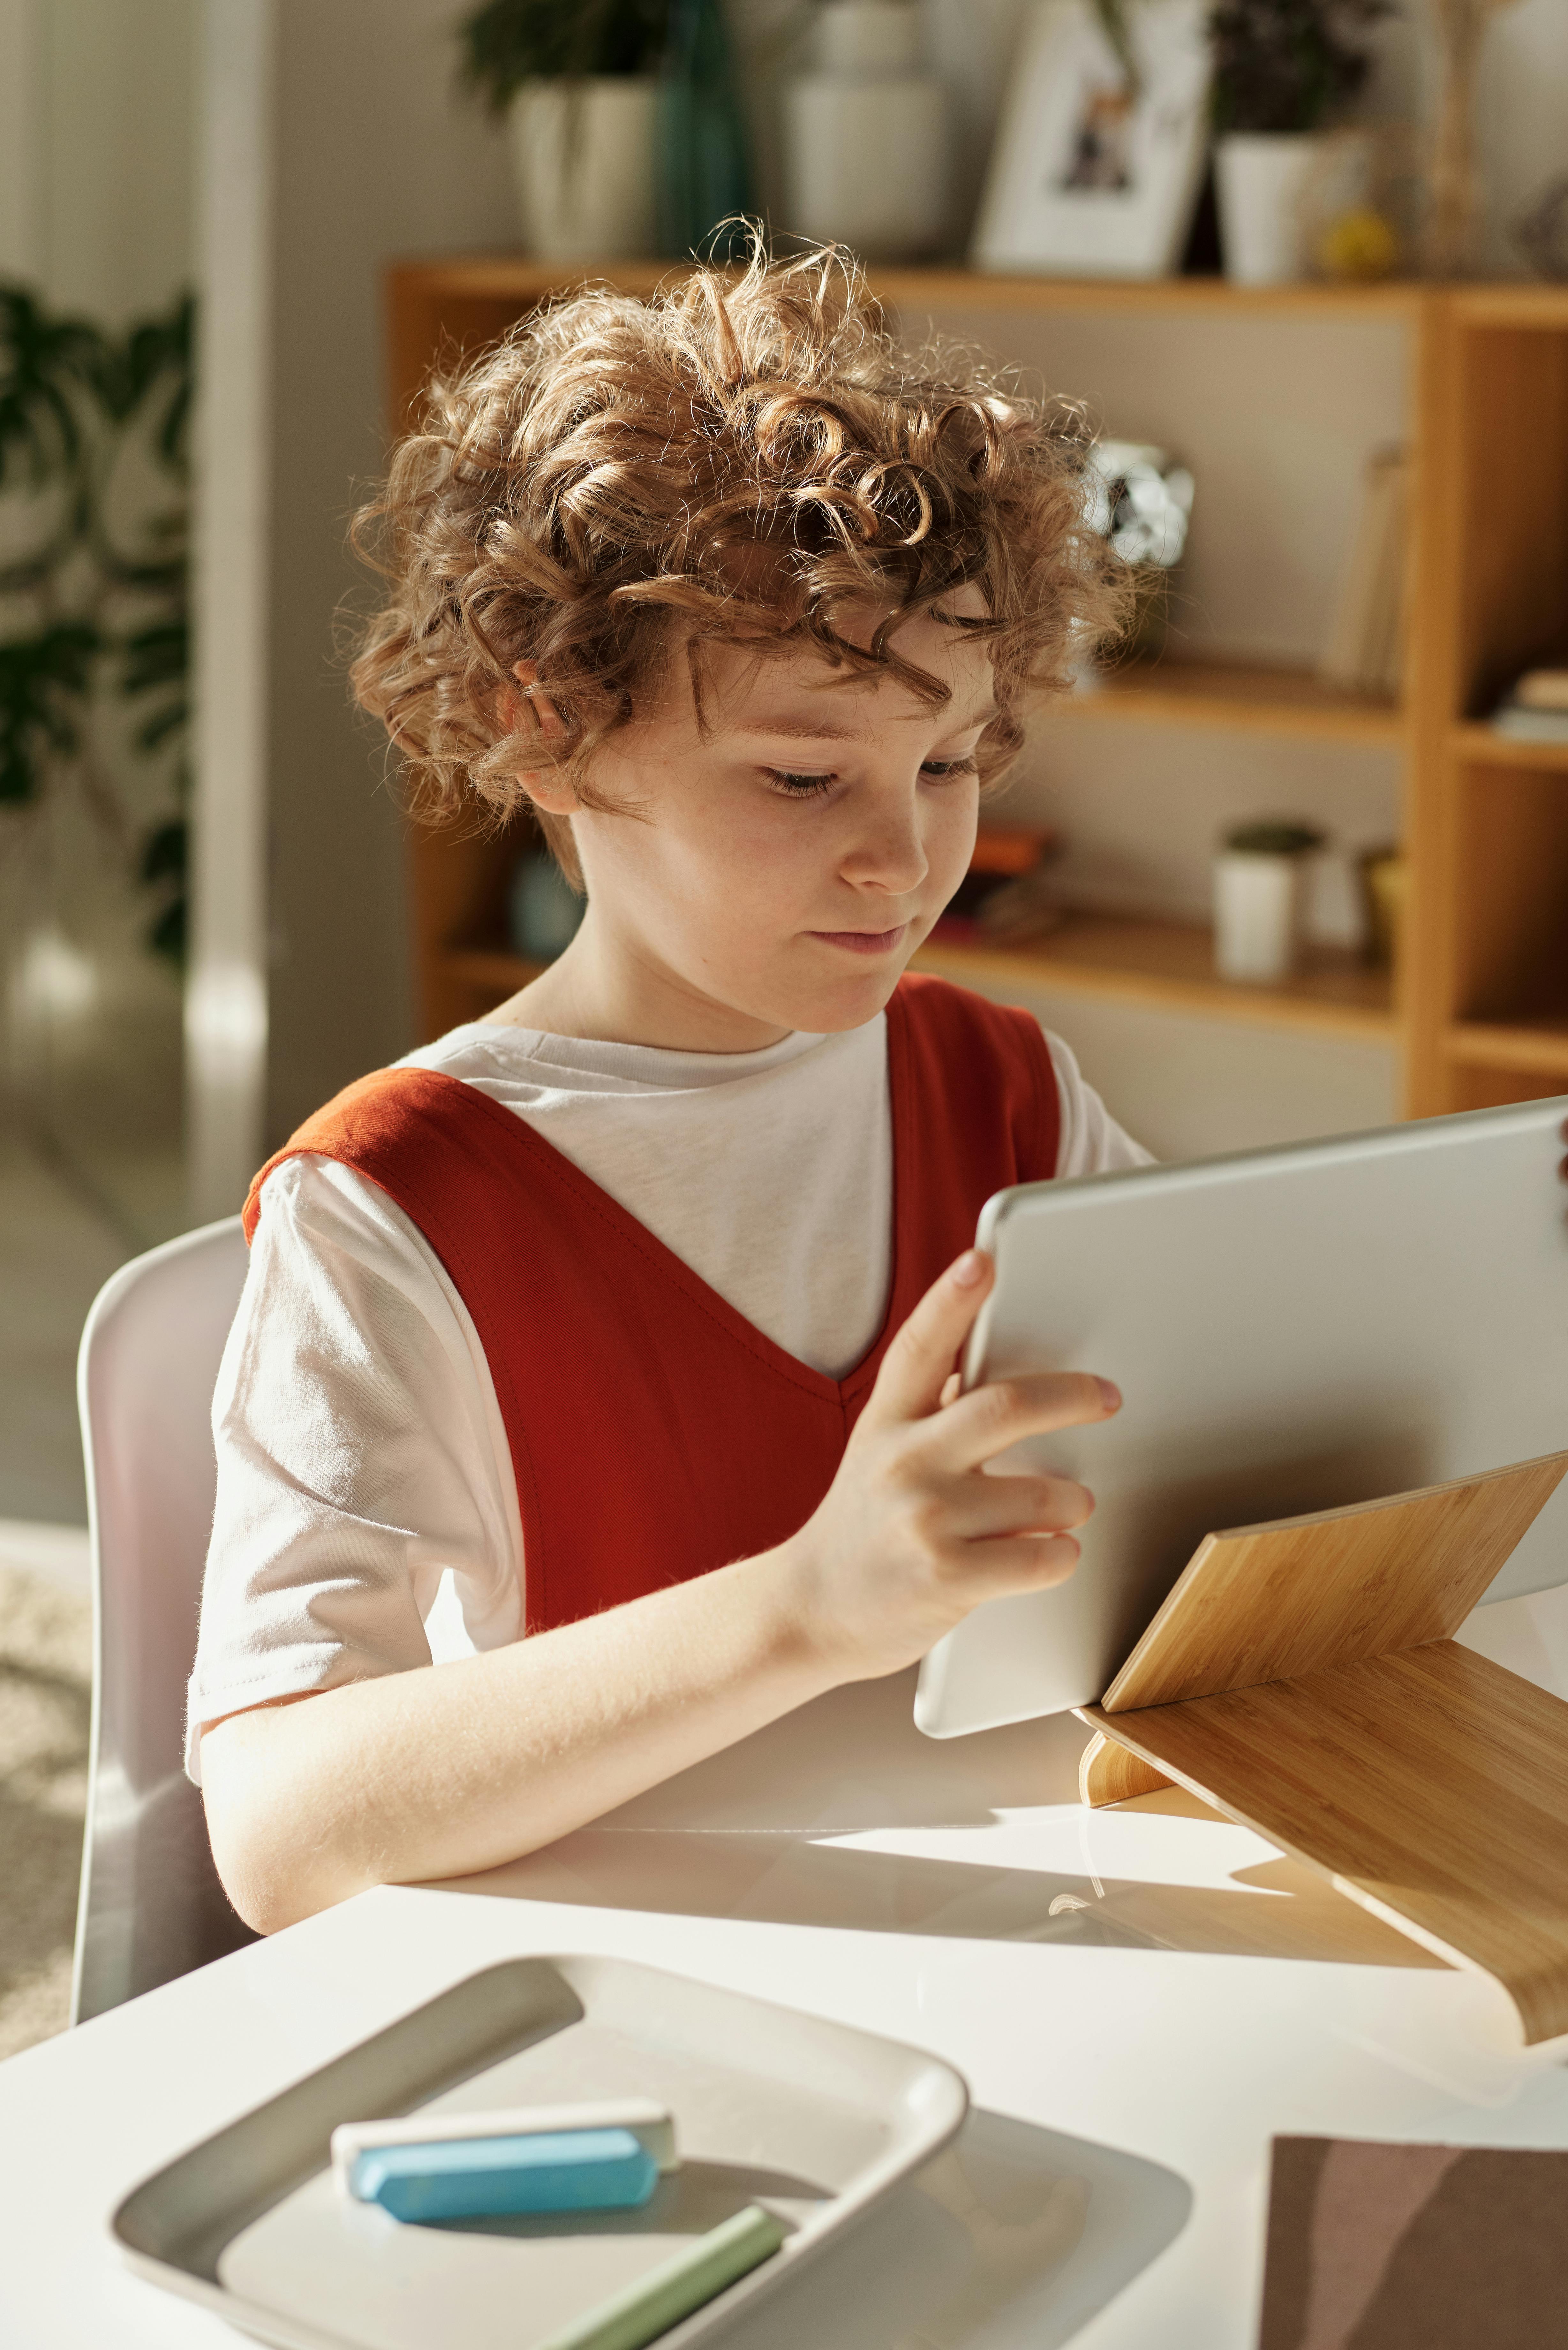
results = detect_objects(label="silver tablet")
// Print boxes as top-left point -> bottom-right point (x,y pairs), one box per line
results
914,1094 -> 1568,1740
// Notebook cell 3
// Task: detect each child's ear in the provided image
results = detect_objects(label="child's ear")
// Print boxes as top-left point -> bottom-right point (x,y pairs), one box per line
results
508,662 -> 576,814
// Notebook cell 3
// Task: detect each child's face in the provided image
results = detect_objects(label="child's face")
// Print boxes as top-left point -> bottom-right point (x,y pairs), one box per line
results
557,589 -> 994,1044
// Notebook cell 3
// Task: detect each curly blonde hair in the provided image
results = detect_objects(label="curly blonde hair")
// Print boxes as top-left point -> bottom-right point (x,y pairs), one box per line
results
351,243 -> 1125,886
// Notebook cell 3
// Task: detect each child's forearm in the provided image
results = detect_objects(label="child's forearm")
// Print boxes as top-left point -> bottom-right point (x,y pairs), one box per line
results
202,1254 -> 1112,1936
199,1547 -> 836,1934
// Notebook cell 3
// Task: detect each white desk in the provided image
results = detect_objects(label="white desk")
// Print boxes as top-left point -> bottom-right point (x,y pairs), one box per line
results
7,1588 -> 1568,2350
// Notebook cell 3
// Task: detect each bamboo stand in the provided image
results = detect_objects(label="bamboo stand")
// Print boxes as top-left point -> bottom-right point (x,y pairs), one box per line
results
1074,1452 -> 1568,2044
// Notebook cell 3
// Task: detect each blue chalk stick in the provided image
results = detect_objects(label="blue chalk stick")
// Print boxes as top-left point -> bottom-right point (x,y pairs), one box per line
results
350,2126 -> 660,2223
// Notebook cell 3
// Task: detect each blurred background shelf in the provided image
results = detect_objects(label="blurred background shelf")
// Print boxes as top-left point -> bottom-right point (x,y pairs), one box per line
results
442,947 -> 548,996
1065,661 -> 1400,744
388,257 -> 1424,315
1451,724 -> 1568,769
1446,1020 -> 1568,1076
431,922 -> 1394,1047
916,921 -> 1393,1041
390,264 -> 1568,1119
433,926 -> 1401,1048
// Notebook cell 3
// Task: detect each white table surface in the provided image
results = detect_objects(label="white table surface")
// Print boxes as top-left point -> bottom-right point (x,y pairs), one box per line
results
7,1586 -> 1568,2350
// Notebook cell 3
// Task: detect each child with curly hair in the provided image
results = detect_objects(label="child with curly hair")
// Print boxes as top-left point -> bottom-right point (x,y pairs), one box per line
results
192,246 -> 1148,1930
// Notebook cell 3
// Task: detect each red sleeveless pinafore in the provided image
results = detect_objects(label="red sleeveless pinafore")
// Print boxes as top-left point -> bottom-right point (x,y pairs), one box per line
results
243,972 -> 1059,1632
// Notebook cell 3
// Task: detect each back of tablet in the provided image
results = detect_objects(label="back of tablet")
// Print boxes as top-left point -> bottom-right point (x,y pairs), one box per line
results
914,1095 -> 1568,1740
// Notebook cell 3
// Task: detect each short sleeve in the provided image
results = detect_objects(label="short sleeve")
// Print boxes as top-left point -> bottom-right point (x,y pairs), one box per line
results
1046,1028 -> 1155,1177
185,1155 -> 523,1782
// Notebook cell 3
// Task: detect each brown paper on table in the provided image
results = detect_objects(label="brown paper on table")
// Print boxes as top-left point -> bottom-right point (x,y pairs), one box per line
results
1257,2137 -> 1568,2350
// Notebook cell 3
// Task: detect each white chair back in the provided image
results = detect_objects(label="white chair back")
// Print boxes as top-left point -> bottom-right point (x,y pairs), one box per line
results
72,1216 -> 256,2022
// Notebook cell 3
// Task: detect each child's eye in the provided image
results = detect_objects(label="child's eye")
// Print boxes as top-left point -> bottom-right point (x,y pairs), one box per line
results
765,769 -> 836,798
921,757 -> 979,779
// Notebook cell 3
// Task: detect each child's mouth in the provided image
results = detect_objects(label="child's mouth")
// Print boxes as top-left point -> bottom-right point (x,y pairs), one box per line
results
808,923 -> 910,956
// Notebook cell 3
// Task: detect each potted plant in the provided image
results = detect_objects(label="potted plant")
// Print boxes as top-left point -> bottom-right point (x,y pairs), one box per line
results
459,0 -> 672,260
1213,818 -> 1325,983
1207,0 -> 1391,285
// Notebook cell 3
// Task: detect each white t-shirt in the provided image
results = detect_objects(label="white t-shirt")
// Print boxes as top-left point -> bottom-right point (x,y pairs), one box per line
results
185,1010 -> 1150,1779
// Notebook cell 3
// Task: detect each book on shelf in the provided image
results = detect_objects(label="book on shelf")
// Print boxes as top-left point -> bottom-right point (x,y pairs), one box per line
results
1319,445 -> 1407,701
1491,667 -> 1568,740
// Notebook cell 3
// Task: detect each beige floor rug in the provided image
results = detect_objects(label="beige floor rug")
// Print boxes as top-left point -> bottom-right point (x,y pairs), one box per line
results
0,1564 -> 92,2058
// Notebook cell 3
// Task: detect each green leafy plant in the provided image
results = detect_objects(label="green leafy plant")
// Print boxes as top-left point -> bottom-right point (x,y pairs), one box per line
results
458,0 -> 673,110
1208,0 -> 1393,135
0,284 -> 192,961
1224,818 -> 1326,855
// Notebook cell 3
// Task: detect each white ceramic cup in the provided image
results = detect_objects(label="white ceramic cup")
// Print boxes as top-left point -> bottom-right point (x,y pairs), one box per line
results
508,80 -> 658,261
1214,132 -> 1329,287
1213,850 -> 1304,983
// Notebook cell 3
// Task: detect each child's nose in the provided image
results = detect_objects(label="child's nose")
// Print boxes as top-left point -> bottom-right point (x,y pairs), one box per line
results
841,810 -> 929,895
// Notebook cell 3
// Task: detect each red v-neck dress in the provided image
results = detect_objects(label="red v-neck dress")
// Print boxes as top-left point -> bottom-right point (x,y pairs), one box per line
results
244,972 -> 1060,1634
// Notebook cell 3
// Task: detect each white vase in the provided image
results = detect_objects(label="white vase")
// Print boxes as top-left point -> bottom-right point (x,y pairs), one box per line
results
1213,850 -> 1304,983
1215,132 -> 1333,287
784,1 -> 948,261
508,80 -> 658,261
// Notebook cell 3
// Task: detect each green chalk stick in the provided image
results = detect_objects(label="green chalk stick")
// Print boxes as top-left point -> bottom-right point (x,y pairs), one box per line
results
533,2203 -> 788,2350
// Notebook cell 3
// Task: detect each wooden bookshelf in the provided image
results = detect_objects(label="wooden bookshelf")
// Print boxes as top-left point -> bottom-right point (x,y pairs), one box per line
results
1059,658 -> 1401,746
1450,721 -> 1568,768
916,919 -> 1394,1042
386,264 -> 1568,1118
425,919 -> 1393,1051
1446,1018 -> 1568,1075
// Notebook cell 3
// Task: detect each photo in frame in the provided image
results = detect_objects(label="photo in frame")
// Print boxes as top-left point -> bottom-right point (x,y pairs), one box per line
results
972,0 -> 1212,279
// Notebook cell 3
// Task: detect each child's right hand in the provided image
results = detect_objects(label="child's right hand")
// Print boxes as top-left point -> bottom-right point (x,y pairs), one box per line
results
778,1247 -> 1119,1682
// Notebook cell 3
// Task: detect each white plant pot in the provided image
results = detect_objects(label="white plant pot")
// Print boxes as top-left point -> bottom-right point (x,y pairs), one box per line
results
1215,132 -> 1334,287
1213,850 -> 1304,983
508,80 -> 658,261
784,76 -> 948,260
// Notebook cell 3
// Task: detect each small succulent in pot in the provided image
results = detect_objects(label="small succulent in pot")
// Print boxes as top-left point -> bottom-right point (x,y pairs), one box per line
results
1223,819 -> 1326,856
1207,0 -> 1397,285
1214,818 -> 1326,984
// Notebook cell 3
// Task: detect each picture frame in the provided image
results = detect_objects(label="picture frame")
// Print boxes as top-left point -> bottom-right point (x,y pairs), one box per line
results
971,0 -> 1212,280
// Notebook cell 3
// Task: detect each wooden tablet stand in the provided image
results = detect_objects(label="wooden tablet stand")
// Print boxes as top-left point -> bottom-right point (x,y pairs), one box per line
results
1074,1452 -> 1568,2045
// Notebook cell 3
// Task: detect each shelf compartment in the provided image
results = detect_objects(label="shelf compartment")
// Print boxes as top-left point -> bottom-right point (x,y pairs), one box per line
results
915,917 -> 1396,1042
875,271 -> 1423,321
420,944 -> 547,1034
1452,763 -> 1568,1033
1451,287 -> 1568,332
1445,1020 -> 1568,1077
430,928 -> 1395,1046
388,258 -> 1428,322
1451,722 -> 1568,770
442,947 -> 548,993
1057,659 -> 1401,745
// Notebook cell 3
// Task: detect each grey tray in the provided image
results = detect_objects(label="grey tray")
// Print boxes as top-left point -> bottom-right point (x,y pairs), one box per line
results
111,1953 -> 969,2350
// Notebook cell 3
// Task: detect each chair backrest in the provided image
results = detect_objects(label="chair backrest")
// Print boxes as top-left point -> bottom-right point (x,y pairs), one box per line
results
72,1216 -> 256,2023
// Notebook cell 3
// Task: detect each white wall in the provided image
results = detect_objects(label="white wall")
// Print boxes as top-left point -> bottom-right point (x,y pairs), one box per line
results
188,0 -> 272,1215
261,2 -> 517,1147
142,0 -> 1568,1208
192,0 -> 518,1203
0,0 -> 195,311
1008,989 -> 1398,1163
1402,0 -> 1568,277
737,0 -> 1568,277
0,0 -> 199,1241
